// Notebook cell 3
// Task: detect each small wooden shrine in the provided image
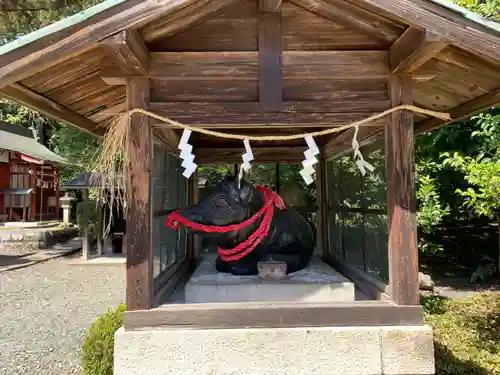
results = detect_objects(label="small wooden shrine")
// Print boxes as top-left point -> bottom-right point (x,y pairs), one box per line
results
0,121 -> 66,222
1,1 -> 499,374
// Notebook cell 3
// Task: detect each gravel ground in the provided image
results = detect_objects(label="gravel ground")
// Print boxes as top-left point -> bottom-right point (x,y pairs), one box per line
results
0,253 -> 125,375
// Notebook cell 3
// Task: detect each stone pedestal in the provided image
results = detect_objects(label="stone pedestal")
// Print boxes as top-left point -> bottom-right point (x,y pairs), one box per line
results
114,325 -> 435,375
185,255 -> 355,303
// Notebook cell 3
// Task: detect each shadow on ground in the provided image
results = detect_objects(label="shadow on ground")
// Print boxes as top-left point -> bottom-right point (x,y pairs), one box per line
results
434,342 -> 493,375
0,254 -> 35,268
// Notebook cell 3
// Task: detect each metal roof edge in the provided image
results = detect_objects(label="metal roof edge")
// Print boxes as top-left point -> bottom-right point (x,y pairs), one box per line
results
427,0 -> 500,34
0,0 -> 129,55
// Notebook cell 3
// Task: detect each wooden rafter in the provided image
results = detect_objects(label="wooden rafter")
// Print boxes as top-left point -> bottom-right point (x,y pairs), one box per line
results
416,87 -> 500,134
0,0 -> 203,89
258,12 -> 283,111
356,0 -> 500,62
0,83 -> 103,137
290,0 -> 402,43
99,29 -> 149,75
390,27 -> 450,73
259,0 -> 282,12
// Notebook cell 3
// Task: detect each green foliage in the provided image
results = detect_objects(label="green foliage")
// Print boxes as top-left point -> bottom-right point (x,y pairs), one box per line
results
417,175 -> 451,234
441,112 -> 500,219
82,304 -> 125,375
49,124 -> 101,181
443,151 -> 500,218
423,292 -> 500,375
1,0 -> 105,44
453,0 -> 500,20
76,200 -> 99,239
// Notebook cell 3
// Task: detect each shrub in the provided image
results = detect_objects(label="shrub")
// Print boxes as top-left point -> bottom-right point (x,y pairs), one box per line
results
82,304 -> 126,375
423,292 -> 500,375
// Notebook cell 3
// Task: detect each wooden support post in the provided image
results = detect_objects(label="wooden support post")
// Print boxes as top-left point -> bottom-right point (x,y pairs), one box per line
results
258,11 -> 282,111
386,75 -> 419,305
316,156 -> 329,258
82,188 -> 90,261
96,201 -> 103,256
126,77 -> 153,311
54,168 -> 60,220
30,164 -> 36,221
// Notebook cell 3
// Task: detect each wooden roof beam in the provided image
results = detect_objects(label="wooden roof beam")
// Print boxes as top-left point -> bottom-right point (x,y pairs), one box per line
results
148,101 -> 387,128
196,146 -> 306,164
416,87 -> 500,134
259,0 -> 282,12
98,29 -> 149,75
0,0 -> 201,89
0,83 -> 104,137
390,27 -> 450,73
290,0 -> 401,43
355,0 -> 500,62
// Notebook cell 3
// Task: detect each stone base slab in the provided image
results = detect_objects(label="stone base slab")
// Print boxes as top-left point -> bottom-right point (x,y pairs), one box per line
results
114,325 -> 435,375
185,255 -> 355,303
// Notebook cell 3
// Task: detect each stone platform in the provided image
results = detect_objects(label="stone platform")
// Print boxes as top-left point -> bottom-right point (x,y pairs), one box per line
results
115,325 -> 435,375
185,255 -> 355,303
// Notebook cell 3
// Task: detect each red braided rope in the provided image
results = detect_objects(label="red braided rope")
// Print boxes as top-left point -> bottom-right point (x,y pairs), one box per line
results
164,186 -> 286,262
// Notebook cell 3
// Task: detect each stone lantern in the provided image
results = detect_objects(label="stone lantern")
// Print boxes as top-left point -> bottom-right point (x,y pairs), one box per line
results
60,192 -> 75,225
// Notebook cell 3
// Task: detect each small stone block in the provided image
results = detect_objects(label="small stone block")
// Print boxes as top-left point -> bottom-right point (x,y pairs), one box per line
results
258,261 -> 287,280
381,325 -> 435,374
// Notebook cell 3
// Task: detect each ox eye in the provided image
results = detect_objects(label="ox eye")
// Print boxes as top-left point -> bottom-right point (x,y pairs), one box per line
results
213,194 -> 230,209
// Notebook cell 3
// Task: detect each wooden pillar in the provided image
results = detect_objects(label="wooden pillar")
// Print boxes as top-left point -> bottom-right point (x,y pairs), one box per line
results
54,168 -> 60,219
96,201 -> 103,256
30,164 -> 36,221
125,77 -> 153,311
81,188 -> 90,261
386,75 -> 419,305
315,156 -> 328,259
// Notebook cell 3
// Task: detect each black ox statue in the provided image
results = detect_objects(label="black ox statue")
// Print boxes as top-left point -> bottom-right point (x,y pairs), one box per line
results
165,173 -> 315,276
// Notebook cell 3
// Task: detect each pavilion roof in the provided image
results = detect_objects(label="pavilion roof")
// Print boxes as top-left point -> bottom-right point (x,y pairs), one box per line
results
0,121 -> 68,165
0,0 -> 499,154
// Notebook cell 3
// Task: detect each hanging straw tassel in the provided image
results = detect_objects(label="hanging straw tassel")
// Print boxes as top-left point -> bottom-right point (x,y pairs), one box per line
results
92,112 -> 133,236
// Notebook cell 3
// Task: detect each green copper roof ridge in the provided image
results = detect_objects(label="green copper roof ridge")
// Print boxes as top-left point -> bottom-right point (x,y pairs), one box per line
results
427,0 -> 500,33
0,0 -> 129,55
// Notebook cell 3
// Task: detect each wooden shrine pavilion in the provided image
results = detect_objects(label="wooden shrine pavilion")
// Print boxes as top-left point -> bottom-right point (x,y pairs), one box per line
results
1,1 -> 500,374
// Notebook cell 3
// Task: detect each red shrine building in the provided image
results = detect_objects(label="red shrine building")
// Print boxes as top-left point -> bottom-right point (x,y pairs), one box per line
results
0,121 -> 66,222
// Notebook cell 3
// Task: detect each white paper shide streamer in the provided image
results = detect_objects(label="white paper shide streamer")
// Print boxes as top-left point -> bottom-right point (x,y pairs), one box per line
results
178,129 -> 198,178
351,125 -> 375,176
238,139 -> 254,185
300,134 -> 320,185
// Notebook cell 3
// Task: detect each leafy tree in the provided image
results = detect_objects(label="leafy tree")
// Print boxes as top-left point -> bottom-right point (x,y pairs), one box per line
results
440,112 -> 500,271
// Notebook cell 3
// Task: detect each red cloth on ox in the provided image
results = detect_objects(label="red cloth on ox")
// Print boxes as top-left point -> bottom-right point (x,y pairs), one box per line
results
164,186 -> 286,262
